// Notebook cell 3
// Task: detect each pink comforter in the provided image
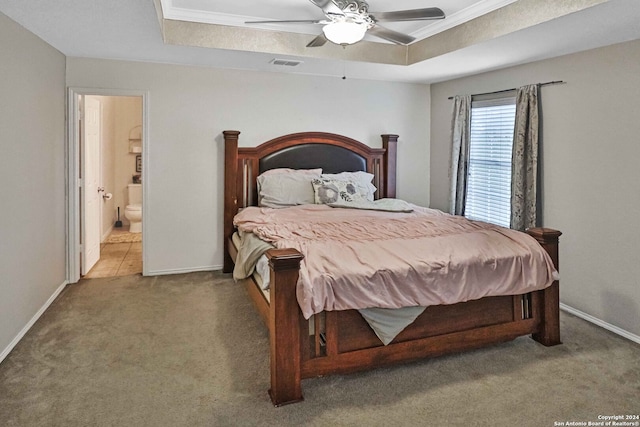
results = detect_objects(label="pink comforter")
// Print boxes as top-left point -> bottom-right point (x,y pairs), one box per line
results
233,204 -> 558,319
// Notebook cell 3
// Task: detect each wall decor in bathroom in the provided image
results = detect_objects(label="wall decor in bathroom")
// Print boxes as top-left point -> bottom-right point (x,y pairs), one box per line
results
136,154 -> 142,173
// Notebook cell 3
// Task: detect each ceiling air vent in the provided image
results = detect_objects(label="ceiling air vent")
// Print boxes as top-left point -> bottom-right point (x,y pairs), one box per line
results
270,59 -> 304,67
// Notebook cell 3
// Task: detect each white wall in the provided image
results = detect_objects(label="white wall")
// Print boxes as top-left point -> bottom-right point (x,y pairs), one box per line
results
430,39 -> 640,338
66,58 -> 431,275
0,13 -> 67,358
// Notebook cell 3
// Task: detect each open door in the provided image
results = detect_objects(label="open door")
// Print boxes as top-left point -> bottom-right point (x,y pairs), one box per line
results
81,96 -> 102,275
68,88 -> 148,283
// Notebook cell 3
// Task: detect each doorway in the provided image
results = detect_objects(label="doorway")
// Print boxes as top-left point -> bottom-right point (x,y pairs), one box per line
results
67,89 -> 149,283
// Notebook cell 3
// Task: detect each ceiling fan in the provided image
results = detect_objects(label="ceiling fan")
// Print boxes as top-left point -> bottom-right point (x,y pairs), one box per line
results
245,0 -> 445,47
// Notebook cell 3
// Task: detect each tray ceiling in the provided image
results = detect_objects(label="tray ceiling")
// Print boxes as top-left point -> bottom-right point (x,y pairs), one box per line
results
1,0 -> 640,83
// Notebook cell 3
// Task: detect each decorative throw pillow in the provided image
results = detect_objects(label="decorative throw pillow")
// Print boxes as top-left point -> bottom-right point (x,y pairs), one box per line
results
311,178 -> 368,204
257,168 -> 322,208
320,171 -> 376,201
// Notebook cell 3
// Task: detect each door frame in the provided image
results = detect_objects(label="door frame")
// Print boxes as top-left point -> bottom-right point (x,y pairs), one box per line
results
67,87 -> 150,283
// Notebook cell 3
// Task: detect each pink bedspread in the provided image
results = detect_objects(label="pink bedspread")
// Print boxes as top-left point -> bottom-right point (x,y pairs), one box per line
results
233,204 -> 558,319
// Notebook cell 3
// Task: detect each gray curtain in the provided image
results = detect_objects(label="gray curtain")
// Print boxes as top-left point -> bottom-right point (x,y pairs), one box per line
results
449,95 -> 471,215
511,84 -> 540,231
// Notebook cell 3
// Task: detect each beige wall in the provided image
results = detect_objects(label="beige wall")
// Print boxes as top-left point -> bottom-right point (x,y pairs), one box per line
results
66,58 -> 431,274
0,13 -> 66,357
430,39 -> 640,338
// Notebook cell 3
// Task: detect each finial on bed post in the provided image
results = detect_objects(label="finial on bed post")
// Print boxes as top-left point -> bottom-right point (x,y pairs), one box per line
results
381,134 -> 398,198
222,131 -> 240,273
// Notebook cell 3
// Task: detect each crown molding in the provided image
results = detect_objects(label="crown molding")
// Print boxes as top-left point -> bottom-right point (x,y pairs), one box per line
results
163,7 -> 255,27
160,0 -> 321,35
410,0 -> 519,40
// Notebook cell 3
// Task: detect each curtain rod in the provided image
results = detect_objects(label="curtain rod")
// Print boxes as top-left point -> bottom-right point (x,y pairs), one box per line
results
447,80 -> 565,100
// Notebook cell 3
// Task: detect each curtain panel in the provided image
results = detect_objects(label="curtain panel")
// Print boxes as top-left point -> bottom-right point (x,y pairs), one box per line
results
511,84 -> 540,231
449,95 -> 471,215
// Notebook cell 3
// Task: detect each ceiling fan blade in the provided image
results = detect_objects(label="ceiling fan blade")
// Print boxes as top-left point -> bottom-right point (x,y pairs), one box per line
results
368,24 -> 415,45
245,19 -> 325,25
309,0 -> 344,16
369,7 -> 445,22
306,33 -> 328,47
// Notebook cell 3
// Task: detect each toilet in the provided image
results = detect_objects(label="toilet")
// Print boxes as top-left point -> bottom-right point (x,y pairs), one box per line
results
124,183 -> 142,233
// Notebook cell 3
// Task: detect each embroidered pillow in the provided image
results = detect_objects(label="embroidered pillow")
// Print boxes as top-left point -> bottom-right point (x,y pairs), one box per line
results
311,178 -> 368,204
320,171 -> 376,202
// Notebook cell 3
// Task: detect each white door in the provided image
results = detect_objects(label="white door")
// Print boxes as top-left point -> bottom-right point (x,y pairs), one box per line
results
81,96 -> 102,275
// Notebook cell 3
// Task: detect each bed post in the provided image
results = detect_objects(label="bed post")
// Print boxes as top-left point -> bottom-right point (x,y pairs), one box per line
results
222,130 -> 240,273
381,134 -> 398,198
266,248 -> 305,406
526,227 -> 562,346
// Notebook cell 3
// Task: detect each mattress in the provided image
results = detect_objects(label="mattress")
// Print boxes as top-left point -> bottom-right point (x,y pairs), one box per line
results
234,204 -> 558,320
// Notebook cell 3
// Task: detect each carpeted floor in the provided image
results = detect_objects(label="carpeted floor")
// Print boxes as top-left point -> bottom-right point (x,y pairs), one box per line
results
0,271 -> 638,427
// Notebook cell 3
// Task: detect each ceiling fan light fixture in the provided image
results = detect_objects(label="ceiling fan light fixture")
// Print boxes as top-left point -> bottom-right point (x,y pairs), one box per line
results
322,21 -> 368,45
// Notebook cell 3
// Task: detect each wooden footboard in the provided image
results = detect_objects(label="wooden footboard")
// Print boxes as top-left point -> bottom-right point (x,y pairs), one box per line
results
234,227 -> 561,406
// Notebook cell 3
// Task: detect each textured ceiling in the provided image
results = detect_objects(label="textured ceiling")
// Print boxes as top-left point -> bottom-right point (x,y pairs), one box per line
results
1,0 -> 640,83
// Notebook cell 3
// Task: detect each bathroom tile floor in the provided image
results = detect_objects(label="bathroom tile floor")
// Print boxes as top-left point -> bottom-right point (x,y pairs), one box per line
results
84,230 -> 142,279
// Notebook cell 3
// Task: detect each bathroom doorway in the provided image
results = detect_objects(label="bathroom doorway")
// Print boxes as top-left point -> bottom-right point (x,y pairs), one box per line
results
67,89 -> 148,283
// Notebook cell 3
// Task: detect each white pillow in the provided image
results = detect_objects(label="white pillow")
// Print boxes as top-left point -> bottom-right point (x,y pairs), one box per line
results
257,168 -> 322,208
259,168 -> 319,177
320,171 -> 376,201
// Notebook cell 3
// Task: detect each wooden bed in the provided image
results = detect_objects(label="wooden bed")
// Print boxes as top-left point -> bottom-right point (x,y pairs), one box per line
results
222,130 -> 562,406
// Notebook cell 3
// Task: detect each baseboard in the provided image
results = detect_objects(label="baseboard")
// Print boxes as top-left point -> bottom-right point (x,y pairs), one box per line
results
145,264 -> 223,276
0,280 -> 68,364
560,303 -> 640,345
101,224 -> 114,243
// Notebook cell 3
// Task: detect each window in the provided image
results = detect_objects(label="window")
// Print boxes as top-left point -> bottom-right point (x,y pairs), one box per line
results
465,96 -> 516,228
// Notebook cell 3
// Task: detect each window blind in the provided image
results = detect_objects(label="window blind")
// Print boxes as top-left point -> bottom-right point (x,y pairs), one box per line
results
465,97 -> 516,228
